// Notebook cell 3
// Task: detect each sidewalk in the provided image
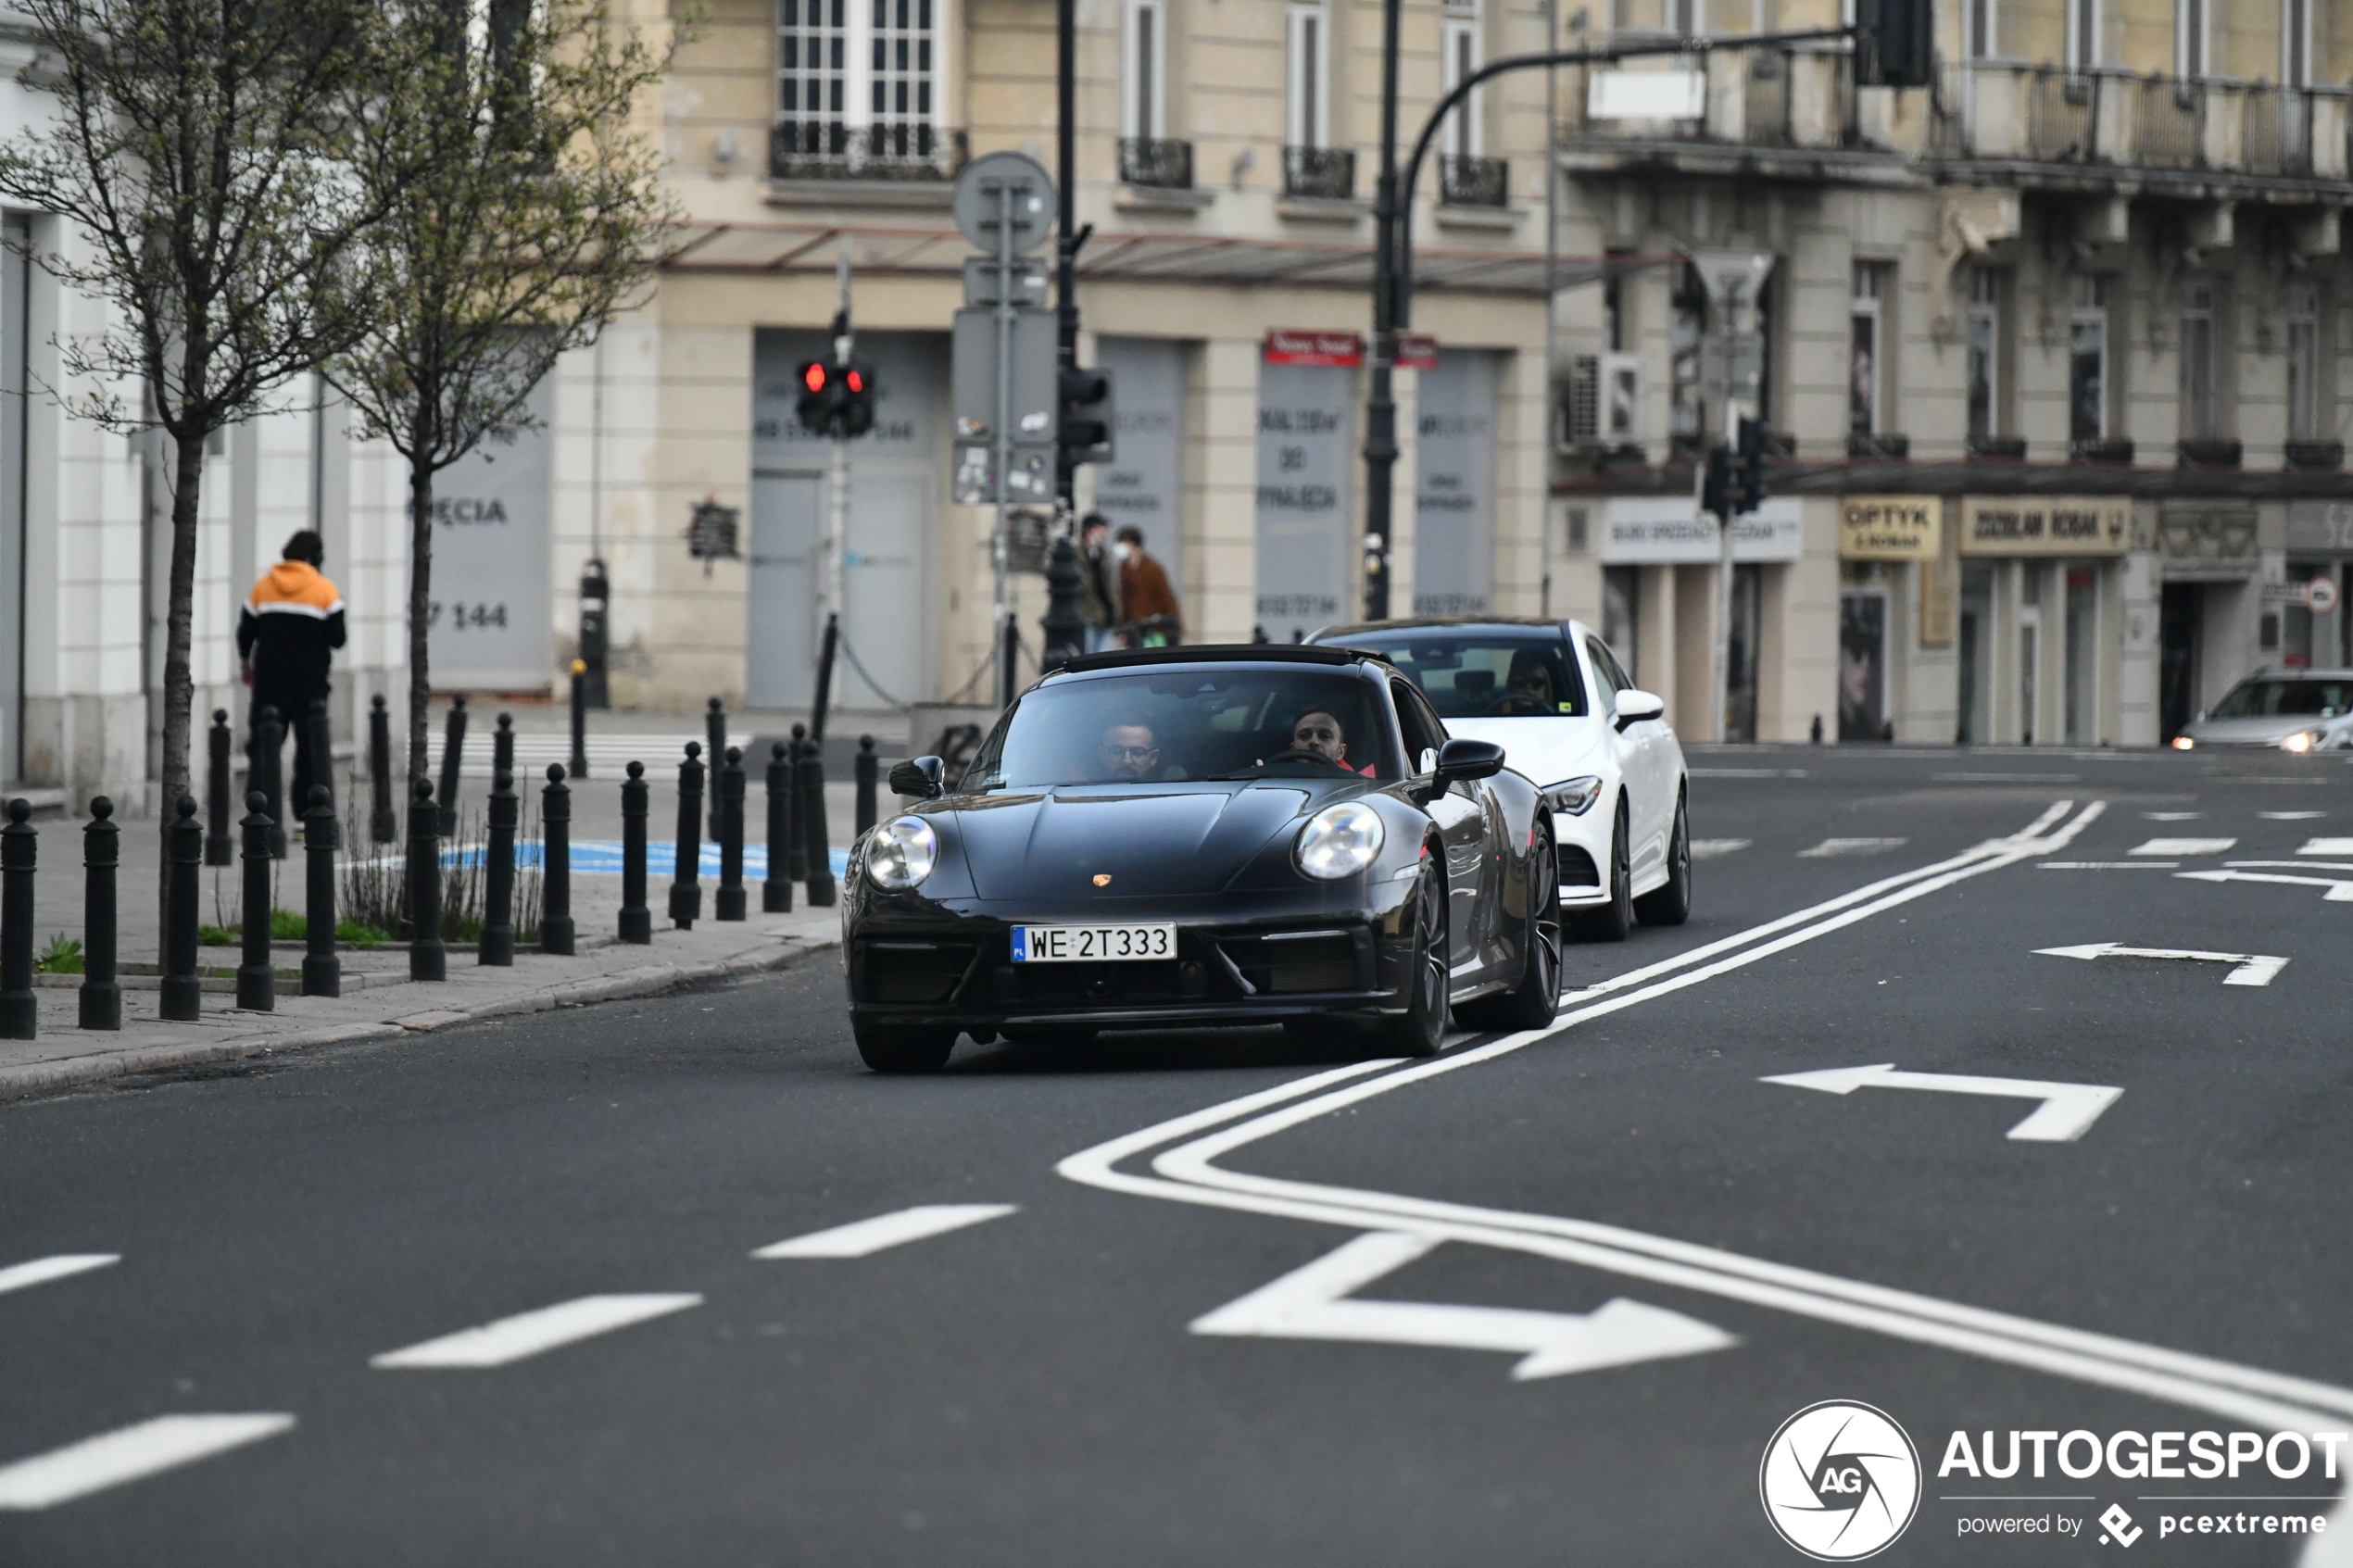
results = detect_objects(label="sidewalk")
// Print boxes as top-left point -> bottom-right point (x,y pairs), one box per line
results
0,905 -> 843,1102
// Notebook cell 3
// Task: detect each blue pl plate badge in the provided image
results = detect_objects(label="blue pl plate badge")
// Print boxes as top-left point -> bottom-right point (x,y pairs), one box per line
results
1010,927 -> 1029,963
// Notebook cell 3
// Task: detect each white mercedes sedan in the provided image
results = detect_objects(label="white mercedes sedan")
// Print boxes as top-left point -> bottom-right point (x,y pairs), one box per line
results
1309,618 -> 1690,940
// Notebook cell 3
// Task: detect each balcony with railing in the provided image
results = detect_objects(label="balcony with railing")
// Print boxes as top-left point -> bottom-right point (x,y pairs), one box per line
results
1439,154 -> 1509,207
1119,137 -> 1195,191
1283,145 -> 1357,200
770,121 -> 967,182
1930,65 -> 2351,181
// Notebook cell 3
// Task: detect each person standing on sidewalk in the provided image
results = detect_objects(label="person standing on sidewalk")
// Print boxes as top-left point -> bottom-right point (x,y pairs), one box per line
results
1114,525 -> 1182,646
238,530 -> 346,811
1077,513 -> 1125,654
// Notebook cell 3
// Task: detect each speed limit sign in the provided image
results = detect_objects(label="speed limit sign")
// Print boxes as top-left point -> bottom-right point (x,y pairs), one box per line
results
2304,577 -> 2340,615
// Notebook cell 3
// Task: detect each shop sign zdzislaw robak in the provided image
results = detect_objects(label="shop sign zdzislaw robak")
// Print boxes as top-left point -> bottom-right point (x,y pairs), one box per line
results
1839,495 -> 1941,560
1959,496 -> 2129,556
1598,496 -> 1803,564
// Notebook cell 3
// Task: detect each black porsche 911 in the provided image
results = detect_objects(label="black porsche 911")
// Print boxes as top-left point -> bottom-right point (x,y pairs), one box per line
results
839,644 -> 1562,1073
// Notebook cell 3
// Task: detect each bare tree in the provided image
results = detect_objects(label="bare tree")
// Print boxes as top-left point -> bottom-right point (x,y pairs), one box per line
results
326,0 -> 678,779
0,0 -> 378,895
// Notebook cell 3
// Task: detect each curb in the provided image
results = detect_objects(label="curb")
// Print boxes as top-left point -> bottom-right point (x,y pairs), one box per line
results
0,935 -> 839,1104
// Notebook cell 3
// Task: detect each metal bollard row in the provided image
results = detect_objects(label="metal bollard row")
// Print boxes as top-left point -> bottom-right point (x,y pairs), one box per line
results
619,759 -> 651,944
482,770 -> 516,967
541,765 -> 574,956
762,740 -> 795,914
303,785 -> 338,998
82,797 -> 121,1031
671,742 -> 704,930
370,694 -> 397,844
409,777 -> 446,983
206,709 -> 234,866
237,790 -> 274,1011
716,746 -> 746,922
0,799 -> 33,1040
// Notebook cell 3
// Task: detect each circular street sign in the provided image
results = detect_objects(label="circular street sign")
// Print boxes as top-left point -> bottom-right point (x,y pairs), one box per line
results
952,151 -> 1056,256
2304,576 -> 2339,615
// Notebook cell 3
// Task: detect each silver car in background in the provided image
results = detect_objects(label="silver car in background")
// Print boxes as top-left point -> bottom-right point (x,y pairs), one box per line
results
2172,670 -> 2353,753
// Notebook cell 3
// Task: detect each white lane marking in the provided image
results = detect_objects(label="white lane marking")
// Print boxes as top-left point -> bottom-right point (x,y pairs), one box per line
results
1796,837 -> 1908,858
0,1254 -> 119,1296
2262,811 -> 2326,821
0,1414 -> 295,1510
1689,768 -> 1805,778
2131,837 -> 2236,856
2038,860 -> 2178,870
1690,838 -> 1751,859
1936,771 -> 2080,783
371,1294 -> 701,1368
2298,838 -> 2353,856
752,1204 -> 1017,1260
2142,811 -> 2205,821
1189,1231 -> 1735,1381
1760,1063 -> 2123,1142
2035,942 -> 2289,987
2177,869 -> 2353,903
2229,860 -> 2353,872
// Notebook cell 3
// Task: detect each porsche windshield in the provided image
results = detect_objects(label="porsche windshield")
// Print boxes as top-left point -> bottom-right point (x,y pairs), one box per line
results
961,669 -> 1401,789
1330,631 -> 1589,720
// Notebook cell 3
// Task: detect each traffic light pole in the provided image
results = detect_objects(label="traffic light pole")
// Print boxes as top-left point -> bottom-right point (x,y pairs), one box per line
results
811,248 -> 854,742
991,179 -> 1019,709
1038,0 -> 1088,675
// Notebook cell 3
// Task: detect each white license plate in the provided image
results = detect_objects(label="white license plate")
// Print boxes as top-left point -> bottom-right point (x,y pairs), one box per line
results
1010,923 -> 1176,963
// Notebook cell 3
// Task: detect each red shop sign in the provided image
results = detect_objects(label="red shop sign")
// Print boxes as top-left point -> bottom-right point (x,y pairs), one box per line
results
1264,329 -> 1365,367
1397,333 -> 1439,370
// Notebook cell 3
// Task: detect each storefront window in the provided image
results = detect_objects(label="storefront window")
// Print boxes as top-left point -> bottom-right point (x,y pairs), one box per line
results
1957,562 -> 1994,745
1838,587 -> 1887,741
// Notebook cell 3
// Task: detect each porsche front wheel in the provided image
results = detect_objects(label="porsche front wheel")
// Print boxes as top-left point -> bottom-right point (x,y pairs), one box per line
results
1378,869 -> 1448,1059
853,1021 -> 956,1073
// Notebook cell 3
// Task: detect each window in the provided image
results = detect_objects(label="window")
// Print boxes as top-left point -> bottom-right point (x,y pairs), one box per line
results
1287,6 -> 1329,150
2288,279 -> 2322,443
2065,0 -> 2096,70
1849,262 -> 1891,438
2176,0 -> 2207,77
1124,1 -> 1164,140
2180,278 -> 2219,442
1441,12 -> 1482,159
776,0 -> 940,163
1666,0 -> 1705,33
1966,0 -> 1997,59
2070,275 -> 2109,444
2283,0 -> 2310,85
1967,268 -> 2003,442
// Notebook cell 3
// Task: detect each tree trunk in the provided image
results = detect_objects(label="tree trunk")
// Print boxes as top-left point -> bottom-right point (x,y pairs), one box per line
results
156,425 -> 207,964
406,452 -> 437,784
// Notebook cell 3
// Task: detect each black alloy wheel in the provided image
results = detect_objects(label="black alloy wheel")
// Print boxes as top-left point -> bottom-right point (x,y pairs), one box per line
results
1633,794 -> 1692,927
1569,800 -> 1633,943
1456,827 -> 1562,1032
1377,863 -> 1449,1058
853,1021 -> 956,1073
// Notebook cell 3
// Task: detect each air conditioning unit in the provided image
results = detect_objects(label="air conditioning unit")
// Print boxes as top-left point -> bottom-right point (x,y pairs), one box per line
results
1602,352 -> 1645,442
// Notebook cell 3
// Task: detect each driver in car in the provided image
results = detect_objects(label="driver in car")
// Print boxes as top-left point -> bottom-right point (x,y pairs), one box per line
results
1096,723 -> 1162,782
1504,650 -> 1560,709
1290,710 -> 1376,777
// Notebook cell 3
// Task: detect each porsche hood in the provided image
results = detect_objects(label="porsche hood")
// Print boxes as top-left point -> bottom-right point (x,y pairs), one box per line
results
947,783 -> 1324,898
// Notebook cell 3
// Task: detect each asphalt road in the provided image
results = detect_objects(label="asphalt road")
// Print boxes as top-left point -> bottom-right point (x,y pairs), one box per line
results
5,744 -> 2349,1566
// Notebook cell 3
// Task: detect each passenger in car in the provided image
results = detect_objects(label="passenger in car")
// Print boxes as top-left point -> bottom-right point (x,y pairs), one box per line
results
1290,710 -> 1376,777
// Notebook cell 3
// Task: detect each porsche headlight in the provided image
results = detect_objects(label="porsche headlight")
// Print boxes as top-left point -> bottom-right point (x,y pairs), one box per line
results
1543,776 -> 1605,815
2280,729 -> 2324,754
865,817 -> 938,890
1295,801 -> 1385,881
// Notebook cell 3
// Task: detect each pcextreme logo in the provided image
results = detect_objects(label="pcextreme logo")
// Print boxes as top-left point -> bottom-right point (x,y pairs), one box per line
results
1761,1400 -> 1923,1561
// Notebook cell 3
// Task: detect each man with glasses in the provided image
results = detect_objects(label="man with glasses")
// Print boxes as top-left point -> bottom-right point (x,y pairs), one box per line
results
1096,723 -> 1162,783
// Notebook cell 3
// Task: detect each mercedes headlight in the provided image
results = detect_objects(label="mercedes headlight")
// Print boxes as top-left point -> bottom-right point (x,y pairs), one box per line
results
2171,735 -> 2195,750
1543,776 -> 1605,815
1295,801 -> 1385,881
865,816 -> 939,890
2281,729 -> 2324,754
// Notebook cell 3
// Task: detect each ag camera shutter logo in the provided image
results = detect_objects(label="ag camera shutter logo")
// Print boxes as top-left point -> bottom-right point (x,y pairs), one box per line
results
1759,1400 -> 1922,1560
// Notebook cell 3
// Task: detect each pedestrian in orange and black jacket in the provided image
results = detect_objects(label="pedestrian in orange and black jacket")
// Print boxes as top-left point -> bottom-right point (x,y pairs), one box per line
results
237,530 -> 346,812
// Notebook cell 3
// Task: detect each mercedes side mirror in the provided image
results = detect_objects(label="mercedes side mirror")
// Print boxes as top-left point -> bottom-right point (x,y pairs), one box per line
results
1613,689 -> 1666,732
1433,736 -> 1505,785
889,755 -> 947,799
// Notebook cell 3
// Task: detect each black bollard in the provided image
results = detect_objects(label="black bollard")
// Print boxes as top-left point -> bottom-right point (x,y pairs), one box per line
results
205,709 -> 234,865
784,724 -> 811,886
541,765 -> 574,956
161,797 -> 203,1021
369,694 -> 396,843
670,742 -> 704,929
236,790 -> 274,1011
302,785 -> 339,997
799,734 -> 837,908
253,703 -> 287,858
618,760 -> 651,944
0,799 -> 35,1040
492,712 -> 514,787
568,660 -> 590,779
705,697 -> 726,838
716,746 -> 747,922
761,740 -> 794,914
80,797 -> 120,1031
482,770 -> 516,966
854,734 -> 879,836
436,693 -> 468,837
306,697 -> 334,817
408,777 -> 446,982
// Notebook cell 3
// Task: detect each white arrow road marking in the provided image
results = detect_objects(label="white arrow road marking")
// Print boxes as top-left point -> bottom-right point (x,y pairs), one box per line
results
2130,837 -> 2236,856
2177,868 -> 2353,905
0,1254 -> 118,1296
1760,1063 -> 2123,1143
2035,941 -> 2291,986
752,1204 -> 1017,1259
2298,838 -> 2353,856
1189,1232 -> 1734,1380
371,1294 -> 701,1369
0,1414 -> 295,1510
2261,811 -> 2325,821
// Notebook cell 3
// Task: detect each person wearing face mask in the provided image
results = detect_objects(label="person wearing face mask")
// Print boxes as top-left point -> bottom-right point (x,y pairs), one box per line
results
1114,524 -> 1182,646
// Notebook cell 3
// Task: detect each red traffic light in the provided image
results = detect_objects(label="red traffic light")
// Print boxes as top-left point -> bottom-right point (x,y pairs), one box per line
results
800,361 -> 827,393
845,368 -> 864,393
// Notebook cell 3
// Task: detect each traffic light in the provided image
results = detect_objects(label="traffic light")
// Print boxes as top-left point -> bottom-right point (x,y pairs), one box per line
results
1059,364 -> 1114,465
1702,445 -> 1734,521
793,358 -> 878,438
1734,416 -> 1771,516
794,359 -> 835,435
840,360 -> 875,437
1855,0 -> 1932,87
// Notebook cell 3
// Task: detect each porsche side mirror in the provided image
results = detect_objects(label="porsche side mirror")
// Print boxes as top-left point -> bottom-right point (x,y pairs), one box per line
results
1613,689 -> 1666,732
889,755 -> 947,799
1433,736 -> 1505,785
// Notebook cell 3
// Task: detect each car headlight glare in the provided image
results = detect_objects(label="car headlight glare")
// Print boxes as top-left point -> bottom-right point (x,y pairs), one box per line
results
1543,775 -> 1605,815
2171,736 -> 2196,750
1295,801 -> 1385,881
865,816 -> 939,890
2281,729 -> 2324,754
